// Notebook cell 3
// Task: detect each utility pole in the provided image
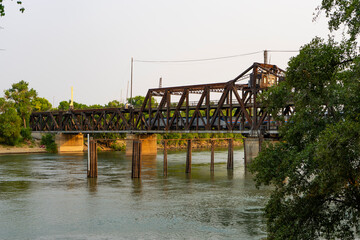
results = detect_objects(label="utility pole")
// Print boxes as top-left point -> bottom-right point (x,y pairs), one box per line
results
159,77 -> 162,88
264,50 -> 268,64
130,57 -> 133,106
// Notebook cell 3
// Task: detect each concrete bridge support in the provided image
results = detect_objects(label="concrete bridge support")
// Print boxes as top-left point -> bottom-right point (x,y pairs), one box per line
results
55,133 -> 84,153
244,137 -> 261,166
126,134 -> 157,156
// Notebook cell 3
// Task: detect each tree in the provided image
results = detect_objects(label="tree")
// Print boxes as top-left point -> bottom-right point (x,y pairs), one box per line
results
0,98 -> 22,145
127,96 -> 158,108
250,38 -> 360,239
0,0 -> 24,17
88,104 -> 103,109
106,100 -> 123,108
317,0 -> 360,42
58,101 -> 70,111
31,97 -> 52,112
4,80 -> 37,128
57,100 -> 88,110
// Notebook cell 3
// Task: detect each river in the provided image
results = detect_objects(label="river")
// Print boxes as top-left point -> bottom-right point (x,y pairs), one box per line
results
0,147 -> 271,239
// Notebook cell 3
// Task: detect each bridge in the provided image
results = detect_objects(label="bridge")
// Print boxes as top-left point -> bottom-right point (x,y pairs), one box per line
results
30,63 -> 293,136
29,63 -> 294,177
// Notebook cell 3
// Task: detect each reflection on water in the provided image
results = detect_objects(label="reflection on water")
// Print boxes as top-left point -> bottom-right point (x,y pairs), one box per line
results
0,148 -> 271,239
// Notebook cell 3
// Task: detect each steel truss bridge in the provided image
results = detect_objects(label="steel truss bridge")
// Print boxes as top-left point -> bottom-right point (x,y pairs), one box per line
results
30,63 -> 294,136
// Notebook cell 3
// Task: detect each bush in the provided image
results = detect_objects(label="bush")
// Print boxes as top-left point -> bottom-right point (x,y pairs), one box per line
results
20,127 -> 32,141
0,107 -> 22,146
41,134 -> 58,153
110,141 -> 126,151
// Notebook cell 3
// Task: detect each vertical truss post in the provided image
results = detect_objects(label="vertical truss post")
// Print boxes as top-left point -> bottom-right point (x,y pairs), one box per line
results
166,89 -> 170,130
148,91 -> 152,130
206,87 -> 210,130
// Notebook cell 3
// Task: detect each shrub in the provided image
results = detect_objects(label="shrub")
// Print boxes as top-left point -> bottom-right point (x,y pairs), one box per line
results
20,127 -> 32,140
41,134 -> 57,153
110,141 -> 126,151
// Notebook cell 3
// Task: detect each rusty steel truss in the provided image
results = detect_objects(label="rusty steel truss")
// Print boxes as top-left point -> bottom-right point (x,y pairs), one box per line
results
30,63 -> 294,136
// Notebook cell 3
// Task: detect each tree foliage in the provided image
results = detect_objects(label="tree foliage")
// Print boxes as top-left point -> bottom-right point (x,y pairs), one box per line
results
127,96 -> 158,108
0,98 -> 22,145
250,38 -> 360,239
4,80 -> 37,128
32,97 -> 52,112
318,0 -> 360,42
0,0 -> 24,17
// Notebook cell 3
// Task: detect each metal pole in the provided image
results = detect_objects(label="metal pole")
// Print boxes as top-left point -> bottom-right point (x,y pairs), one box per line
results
130,57 -> 133,106
264,50 -> 268,64
87,134 -> 90,173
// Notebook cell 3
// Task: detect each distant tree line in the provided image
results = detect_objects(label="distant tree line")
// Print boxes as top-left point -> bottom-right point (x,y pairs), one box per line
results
0,80 -> 154,146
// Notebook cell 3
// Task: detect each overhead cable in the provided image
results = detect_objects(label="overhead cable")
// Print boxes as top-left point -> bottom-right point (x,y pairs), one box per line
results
134,51 -> 263,63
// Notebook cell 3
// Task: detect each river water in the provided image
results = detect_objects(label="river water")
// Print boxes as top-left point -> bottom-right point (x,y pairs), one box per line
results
0,147 -> 271,240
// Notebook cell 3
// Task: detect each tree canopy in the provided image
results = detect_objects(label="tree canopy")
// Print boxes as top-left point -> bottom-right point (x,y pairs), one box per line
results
318,0 -> 360,42
0,98 -> 22,145
4,80 -> 37,128
250,37 -> 360,239
250,1 -> 360,239
0,0 -> 24,17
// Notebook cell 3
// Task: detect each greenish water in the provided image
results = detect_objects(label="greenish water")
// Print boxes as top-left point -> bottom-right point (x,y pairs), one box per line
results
0,148 -> 271,239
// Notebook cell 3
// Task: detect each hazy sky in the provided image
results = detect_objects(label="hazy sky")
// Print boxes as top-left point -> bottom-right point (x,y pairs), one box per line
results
0,1 -> 334,107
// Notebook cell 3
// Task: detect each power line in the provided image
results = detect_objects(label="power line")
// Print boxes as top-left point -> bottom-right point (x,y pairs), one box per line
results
134,51 -> 263,63
134,50 -> 299,63
268,50 -> 299,53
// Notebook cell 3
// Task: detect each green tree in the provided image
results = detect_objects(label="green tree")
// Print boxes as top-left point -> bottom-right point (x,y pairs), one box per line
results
57,100 -> 88,110
4,80 -> 37,128
317,0 -> 360,42
0,1 -> 24,17
58,100 -> 70,111
31,97 -> 52,112
127,96 -> 158,108
88,104 -> 103,109
106,100 -> 123,108
0,98 -> 22,145
250,38 -> 360,239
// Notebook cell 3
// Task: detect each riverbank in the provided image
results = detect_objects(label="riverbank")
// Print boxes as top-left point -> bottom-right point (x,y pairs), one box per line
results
0,140 -> 47,155
158,139 -> 243,150
0,137 -> 243,154
96,138 -> 243,152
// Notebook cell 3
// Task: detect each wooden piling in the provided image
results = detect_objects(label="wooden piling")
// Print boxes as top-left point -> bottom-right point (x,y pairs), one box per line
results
227,138 -> 234,169
87,139 -> 98,178
186,139 -> 192,173
163,140 -> 168,176
210,140 -> 215,172
132,140 -> 142,178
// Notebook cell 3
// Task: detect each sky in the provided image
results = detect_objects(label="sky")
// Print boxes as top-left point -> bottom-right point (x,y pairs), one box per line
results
0,0 -> 335,107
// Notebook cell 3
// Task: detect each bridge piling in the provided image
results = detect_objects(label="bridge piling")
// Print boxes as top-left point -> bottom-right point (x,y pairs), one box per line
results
227,139 -> 234,169
163,140 -> 168,177
87,138 -> 98,178
210,140 -> 215,172
131,140 -> 142,178
244,137 -> 261,166
186,140 -> 192,173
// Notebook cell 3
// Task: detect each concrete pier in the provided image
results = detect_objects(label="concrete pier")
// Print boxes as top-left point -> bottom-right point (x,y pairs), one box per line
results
244,137 -> 261,166
55,133 -> 84,153
126,134 -> 157,155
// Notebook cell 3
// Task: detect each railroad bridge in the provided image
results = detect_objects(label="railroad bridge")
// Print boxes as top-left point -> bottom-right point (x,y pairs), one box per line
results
30,63 -> 294,173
